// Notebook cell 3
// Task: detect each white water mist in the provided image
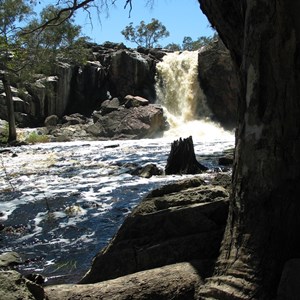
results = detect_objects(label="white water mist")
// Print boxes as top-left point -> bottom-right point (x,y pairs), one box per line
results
155,51 -> 233,141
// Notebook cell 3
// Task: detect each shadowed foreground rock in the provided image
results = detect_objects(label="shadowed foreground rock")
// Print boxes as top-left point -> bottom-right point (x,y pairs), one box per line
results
0,271 -> 46,300
80,176 -> 229,284
46,262 -> 204,300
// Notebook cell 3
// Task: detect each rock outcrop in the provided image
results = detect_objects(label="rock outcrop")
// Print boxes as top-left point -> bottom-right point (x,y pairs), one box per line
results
80,176 -> 230,284
0,43 -> 163,128
198,39 -> 239,129
64,44 -> 160,117
87,101 -> 166,139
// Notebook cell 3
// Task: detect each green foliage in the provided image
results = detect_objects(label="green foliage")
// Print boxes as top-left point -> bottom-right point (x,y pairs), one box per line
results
164,43 -> 181,51
20,5 -> 90,76
25,131 -> 49,144
0,122 -> 9,144
0,0 -> 33,71
182,34 -> 217,50
165,33 -> 218,51
121,18 -> 170,48
1,1 -> 90,78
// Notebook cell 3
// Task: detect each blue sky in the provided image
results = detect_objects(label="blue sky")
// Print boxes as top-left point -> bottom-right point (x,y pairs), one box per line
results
74,0 -> 214,47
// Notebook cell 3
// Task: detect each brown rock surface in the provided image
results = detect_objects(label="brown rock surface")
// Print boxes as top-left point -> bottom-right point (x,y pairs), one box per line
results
46,262 -> 204,300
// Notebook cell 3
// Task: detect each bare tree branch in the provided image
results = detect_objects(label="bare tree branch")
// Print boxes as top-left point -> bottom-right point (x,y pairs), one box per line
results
124,0 -> 133,17
21,0 -> 94,34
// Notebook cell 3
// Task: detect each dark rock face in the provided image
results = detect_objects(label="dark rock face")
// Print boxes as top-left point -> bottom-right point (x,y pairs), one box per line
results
198,39 -> 239,129
80,176 -> 229,284
87,104 -> 166,139
108,50 -> 156,101
67,46 -> 159,117
0,44 -> 163,127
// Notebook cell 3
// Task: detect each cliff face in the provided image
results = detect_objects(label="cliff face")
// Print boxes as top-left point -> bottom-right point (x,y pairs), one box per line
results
67,44 -> 158,116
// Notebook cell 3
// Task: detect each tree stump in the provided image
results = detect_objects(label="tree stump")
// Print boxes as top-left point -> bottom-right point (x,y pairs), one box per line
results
165,136 -> 208,175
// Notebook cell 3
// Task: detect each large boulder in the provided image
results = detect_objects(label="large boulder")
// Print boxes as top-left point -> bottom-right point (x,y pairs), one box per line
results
46,262 -> 204,300
80,176 -> 229,284
198,39 -> 239,129
87,104 -> 166,139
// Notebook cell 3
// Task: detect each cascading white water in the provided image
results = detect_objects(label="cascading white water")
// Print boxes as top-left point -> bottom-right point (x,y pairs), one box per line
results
155,51 -> 233,141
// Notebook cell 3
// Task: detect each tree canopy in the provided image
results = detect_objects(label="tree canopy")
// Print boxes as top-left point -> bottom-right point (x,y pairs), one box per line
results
0,0 -> 89,142
165,34 -> 217,51
121,18 -> 170,48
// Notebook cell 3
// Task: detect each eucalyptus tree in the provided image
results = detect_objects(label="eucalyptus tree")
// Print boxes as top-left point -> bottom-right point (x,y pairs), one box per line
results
121,18 -> 169,48
0,0 -> 33,142
22,5 -> 90,75
0,0 -> 89,142
182,35 -> 216,50
197,0 -> 300,299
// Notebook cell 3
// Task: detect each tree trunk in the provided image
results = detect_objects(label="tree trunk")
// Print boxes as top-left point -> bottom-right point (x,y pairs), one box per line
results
1,74 -> 17,142
165,136 -> 207,175
198,0 -> 300,299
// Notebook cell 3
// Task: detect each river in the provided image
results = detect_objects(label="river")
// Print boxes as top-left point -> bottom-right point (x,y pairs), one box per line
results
0,50 -> 235,284
0,130 -> 233,284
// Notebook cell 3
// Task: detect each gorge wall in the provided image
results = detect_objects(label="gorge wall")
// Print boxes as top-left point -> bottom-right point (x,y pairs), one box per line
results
0,40 -> 238,130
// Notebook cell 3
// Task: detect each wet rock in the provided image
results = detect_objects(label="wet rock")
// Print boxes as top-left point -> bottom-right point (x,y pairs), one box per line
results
46,262 -> 204,300
131,163 -> 163,178
104,143 -> 120,149
0,148 -> 12,154
0,252 -> 23,267
80,177 -> 229,284
64,205 -> 83,216
0,270 -> 46,300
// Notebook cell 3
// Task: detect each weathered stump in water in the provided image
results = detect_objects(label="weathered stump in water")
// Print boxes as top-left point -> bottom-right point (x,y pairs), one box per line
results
165,136 -> 208,175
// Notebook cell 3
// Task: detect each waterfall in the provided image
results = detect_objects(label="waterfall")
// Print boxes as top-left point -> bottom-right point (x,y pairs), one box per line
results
155,51 -> 232,141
